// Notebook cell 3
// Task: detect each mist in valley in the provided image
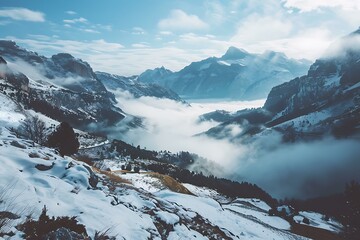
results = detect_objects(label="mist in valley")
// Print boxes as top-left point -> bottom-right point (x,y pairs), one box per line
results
113,90 -> 360,200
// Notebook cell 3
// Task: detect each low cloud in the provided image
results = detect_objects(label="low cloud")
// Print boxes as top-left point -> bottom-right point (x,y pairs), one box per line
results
228,132 -> 360,199
0,7 -> 45,22
112,92 -> 359,200
322,32 -> 360,59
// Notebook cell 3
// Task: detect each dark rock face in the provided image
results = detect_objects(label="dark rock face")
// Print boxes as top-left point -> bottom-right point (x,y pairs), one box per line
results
44,227 -> 86,240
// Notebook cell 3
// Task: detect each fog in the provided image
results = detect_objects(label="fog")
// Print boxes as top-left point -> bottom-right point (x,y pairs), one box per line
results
6,58 -> 87,86
112,90 -> 259,169
114,90 -> 360,199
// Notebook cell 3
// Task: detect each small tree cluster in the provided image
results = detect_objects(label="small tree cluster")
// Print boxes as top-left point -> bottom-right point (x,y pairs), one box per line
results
133,166 -> 140,173
47,122 -> 79,157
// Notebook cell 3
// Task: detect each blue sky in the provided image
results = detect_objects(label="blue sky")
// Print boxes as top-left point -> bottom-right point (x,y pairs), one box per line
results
0,0 -> 359,75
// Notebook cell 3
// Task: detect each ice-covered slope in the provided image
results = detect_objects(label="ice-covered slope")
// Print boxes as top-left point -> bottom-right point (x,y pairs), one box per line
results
138,47 -> 310,100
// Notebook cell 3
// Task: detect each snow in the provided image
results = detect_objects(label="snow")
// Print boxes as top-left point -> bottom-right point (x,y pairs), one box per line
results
120,172 -> 163,193
344,81 -> 360,92
0,94 -> 25,128
156,190 -> 304,240
168,224 -> 208,240
0,125 -> 312,240
324,75 -> 340,87
225,202 -> 290,230
218,59 -> 246,66
293,211 -> 343,233
155,211 -> 180,225
233,198 -> 272,212
0,130 -> 159,239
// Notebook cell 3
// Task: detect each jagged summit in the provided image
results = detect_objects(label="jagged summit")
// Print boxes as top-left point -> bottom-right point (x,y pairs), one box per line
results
221,46 -> 249,60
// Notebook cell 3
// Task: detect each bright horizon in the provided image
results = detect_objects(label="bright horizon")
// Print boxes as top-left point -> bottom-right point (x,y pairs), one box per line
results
0,0 -> 359,75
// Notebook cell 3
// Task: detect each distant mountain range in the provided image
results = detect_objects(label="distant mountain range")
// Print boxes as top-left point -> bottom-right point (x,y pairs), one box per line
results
138,47 -> 311,100
95,71 -> 183,102
204,28 -> 360,141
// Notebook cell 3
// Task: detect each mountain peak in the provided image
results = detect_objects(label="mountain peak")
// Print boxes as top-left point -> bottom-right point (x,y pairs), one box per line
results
0,40 -> 17,49
51,53 -> 75,61
221,46 -> 249,60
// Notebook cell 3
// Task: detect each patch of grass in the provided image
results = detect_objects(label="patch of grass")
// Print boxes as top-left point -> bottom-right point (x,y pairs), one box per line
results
148,172 -> 193,195
94,168 -> 131,186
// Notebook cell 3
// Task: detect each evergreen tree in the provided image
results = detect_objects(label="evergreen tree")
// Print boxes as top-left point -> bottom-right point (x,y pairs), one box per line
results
47,122 -> 79,157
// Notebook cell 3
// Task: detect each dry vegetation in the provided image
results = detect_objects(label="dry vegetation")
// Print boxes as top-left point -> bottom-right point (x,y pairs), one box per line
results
148,172 -> 193,195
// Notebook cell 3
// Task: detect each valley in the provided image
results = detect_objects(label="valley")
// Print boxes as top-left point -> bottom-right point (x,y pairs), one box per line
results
0,2 -> 359,239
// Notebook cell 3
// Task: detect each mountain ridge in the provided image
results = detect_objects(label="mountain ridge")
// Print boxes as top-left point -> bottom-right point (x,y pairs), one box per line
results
138,46 -> 311,100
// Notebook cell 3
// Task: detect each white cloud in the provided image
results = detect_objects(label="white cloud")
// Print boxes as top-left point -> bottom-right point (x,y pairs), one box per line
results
159,31 -> 173,36
96,24 -> 112,31
204,1 -> 225,25
231,15 -> 292,43
231,27 -> 333,60
63,17 -> 88,24
283,0 -> 360,12
0,7 -> 45,22
65,10 -> 77,15
131,43 -> 150,48
82,28 -> 100,34
158,9 -> 208,31
132,27 -> 146,35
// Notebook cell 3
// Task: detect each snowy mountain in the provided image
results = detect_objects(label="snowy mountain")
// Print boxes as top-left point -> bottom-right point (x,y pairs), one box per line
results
138,47 -> 310,100
95,71 -> 183,102
205,29 -> 360,141
0,40 -> 124,130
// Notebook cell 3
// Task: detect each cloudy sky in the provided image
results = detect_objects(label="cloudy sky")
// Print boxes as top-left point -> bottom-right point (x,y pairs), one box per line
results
0,0 -> 359,75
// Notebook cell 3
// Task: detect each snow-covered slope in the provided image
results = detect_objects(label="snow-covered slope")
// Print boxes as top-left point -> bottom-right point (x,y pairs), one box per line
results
0,126 -> 318,239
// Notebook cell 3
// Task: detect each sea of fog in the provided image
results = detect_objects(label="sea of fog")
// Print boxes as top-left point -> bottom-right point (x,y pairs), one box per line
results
113,91 -> 360,200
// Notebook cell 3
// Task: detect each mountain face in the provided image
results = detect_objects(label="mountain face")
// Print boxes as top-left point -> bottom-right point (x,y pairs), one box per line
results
138,47 -> 310,100
0,40 -> 124,129
96,71 -> 183,102
206,30 -> 360,141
